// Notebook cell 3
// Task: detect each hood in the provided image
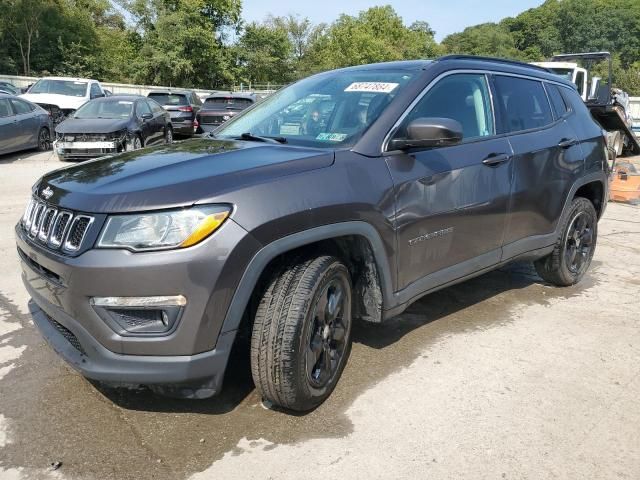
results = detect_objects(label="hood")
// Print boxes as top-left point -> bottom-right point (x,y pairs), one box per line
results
35,138 -> 335,213
56,117 -> 130,134
20,93 -> 86,110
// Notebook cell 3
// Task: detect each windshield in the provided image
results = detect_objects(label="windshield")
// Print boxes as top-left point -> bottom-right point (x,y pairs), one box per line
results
549,68 -> 575,82
215,69 -> 415,148
74,99 -> 133,119
30,79 -> 88,97
148,93 -> 188,106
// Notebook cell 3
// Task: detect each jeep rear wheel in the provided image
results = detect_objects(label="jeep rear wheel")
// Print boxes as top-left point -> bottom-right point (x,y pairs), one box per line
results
534,197 -> 598,286
251,255 -> 352,411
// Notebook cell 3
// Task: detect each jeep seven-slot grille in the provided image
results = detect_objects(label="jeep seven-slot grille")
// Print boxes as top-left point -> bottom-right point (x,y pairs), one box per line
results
21,198 -> 94,253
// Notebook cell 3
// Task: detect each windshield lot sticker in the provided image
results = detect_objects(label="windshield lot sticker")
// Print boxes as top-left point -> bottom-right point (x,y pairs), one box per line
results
316,133 -> 348,142
344,82 -> 399,93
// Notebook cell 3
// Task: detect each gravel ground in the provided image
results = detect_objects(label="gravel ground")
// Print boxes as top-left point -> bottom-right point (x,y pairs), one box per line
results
0,149 -> 639,480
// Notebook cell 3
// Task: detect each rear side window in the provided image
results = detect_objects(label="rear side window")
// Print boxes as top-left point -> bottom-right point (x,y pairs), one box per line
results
10,98 -> 34,114
546,84 -> 568,119
494,76 -> 553,133
148,93 -> 188,106
400,73 -> 495,141
0,99 -> 13,117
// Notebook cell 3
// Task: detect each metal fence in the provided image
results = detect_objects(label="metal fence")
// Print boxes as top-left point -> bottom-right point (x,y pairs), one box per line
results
0,74 -> 281,97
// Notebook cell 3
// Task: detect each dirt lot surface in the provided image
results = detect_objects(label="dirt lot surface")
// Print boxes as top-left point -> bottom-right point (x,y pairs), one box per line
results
1,150 -> 639,480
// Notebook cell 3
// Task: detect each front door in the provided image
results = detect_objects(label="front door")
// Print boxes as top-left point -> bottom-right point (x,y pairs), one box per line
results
385,72 -> 513,291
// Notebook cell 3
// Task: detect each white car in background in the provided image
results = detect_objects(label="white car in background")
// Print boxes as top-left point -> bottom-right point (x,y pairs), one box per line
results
20,76 -> 106,124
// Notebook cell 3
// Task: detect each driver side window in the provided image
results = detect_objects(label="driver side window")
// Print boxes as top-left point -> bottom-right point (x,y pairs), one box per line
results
397,73 -> 495,142
136,100 -> 152,118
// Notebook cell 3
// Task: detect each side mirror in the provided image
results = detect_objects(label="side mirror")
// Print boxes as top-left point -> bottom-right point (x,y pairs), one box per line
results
141,113 -> 153,120
388,117 -> 463,151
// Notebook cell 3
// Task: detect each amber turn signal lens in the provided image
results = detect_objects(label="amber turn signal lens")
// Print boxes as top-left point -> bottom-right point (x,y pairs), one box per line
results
180,210 -> 230,247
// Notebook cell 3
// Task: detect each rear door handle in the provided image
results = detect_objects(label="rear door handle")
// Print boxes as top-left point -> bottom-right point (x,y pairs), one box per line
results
482,153 -> 511,167
558,138 -> 577,149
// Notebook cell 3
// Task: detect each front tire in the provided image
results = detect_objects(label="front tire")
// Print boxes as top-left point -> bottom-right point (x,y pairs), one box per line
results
534,197 -> 598,286
165,126 -> 173,144
126,135 -> 142,151
251,255 -> 353,412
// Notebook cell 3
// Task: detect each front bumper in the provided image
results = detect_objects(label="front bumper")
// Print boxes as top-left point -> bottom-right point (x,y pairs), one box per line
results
16,217 -> 261,390
54,140 -> 122,161
26,286 -> 235,391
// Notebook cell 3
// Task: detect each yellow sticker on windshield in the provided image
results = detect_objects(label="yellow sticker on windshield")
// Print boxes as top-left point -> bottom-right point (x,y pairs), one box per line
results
344,82 -> 399,93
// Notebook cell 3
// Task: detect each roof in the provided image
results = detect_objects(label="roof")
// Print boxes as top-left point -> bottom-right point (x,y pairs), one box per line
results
147,89 -> 195,95
93,94 -> 145,101
205,93 -> 256,100
38,76 -> 99,83
336,60 -> 434,72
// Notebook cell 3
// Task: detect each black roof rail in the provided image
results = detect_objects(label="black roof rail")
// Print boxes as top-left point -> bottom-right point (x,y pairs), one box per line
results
437,55 -> 553,73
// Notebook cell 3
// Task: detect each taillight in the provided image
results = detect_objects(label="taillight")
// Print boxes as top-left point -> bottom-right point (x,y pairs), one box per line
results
193,119 -> 199,132
178,106 -> 193,112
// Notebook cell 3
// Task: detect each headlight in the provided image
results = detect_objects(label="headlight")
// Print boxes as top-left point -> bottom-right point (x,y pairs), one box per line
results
97,205 -> 231,251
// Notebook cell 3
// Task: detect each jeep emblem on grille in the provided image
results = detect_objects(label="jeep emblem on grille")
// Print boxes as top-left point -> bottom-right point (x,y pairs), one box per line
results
41,186 -> 54,199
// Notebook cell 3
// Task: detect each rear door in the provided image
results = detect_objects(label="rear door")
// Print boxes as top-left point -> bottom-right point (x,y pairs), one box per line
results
493,75 -> 584,258
10,98 -> 39,148
0,98 -> 18,154
385,72 -> 514,290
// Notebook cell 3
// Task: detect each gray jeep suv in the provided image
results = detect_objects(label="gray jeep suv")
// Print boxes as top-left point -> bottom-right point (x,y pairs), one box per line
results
17,56 -> 609,411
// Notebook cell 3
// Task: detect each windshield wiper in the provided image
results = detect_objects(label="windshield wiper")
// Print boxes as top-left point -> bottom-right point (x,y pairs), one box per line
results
238,132 -> 287,144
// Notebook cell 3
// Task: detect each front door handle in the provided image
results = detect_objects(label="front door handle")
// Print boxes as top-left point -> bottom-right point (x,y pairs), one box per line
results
482,153 -> 511,167
558,138 -> 578,149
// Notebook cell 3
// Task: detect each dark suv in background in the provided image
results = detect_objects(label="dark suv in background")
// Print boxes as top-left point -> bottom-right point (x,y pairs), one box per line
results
147,89 -> 202,137
17,56 -> 609,412
196,93 -> 256,133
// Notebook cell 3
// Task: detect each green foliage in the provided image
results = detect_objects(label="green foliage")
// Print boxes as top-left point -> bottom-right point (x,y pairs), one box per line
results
300,6 -> 438,75
235,22 -> 293,84
0,0 -> 639,94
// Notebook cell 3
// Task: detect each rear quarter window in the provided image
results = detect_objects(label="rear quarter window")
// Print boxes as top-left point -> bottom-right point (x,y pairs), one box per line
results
494,76 -> 553,133
546,84 -> 569,119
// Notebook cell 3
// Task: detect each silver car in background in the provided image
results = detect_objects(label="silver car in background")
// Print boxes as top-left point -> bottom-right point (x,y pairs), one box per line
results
0,94 -> 53,156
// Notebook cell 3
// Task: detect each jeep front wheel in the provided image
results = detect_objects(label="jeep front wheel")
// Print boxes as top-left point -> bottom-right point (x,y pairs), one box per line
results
251,255 -> 352,411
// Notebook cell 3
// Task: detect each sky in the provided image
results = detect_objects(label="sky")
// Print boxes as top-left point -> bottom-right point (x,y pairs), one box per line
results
240,0 -> 546,41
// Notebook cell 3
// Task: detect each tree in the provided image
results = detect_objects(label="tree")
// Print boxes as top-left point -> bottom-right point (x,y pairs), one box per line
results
235,22 -> 293,85
2,0 -> 51,75
302,6 -> 439,75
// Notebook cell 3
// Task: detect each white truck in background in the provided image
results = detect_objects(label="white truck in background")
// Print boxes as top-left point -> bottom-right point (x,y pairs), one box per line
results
532,52 -> 640,160
20,76 -> 106,125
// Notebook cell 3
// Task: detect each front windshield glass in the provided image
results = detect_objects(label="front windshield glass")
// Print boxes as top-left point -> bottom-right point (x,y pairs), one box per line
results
215,69 -> 416,148
30,79 -> 88,97
549,68 -> 574,81
74,99 -> 133,119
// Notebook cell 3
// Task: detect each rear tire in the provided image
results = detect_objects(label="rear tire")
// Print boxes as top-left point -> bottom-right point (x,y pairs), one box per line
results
251,255 -> 353,412
534,197 -> 598,286
37,127 -> 50,151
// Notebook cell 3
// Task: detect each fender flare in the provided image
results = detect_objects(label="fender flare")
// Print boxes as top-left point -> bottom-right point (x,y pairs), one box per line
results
219,221 -> 395,334
558,170 -> 609,226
